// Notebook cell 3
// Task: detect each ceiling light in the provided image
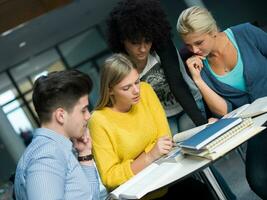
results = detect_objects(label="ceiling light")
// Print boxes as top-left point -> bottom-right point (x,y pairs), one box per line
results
19,42 -> 27,48
1,23 -> 26,37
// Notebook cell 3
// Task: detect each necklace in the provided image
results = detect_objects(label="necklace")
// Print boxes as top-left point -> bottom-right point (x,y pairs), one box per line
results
223,66 -> 229,73
209,34 -> 231,73
221,36 -> 230,73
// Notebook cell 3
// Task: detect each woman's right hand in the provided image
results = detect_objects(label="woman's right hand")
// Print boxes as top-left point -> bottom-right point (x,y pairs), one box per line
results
186,55 -> 205,82
208,117 -> 218,123
148,136 -> 173,161
131,136 -> 173,174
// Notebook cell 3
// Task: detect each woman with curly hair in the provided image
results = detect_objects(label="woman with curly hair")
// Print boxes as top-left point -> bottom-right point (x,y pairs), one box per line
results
106,0 -> 208,135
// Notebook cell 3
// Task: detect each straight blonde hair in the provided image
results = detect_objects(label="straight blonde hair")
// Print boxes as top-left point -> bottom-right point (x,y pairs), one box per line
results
95,53 -> 135,110
177,6 -> 218,36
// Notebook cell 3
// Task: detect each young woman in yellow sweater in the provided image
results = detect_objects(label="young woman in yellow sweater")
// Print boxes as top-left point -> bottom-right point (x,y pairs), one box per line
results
89,53 -> 214,199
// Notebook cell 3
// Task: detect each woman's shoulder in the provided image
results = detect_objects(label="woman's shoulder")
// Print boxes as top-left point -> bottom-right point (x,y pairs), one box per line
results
140,81 -> 153,92
90,109 -> 110,123
230,22 -> 251,29
139,82 -> 158,103
230,22 -> 261,35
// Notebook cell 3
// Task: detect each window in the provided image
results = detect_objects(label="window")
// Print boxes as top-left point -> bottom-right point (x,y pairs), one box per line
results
11,49 -> 62,85
0,91 -> 33,134
77,62 -> 100,108
59,28 -> 108,66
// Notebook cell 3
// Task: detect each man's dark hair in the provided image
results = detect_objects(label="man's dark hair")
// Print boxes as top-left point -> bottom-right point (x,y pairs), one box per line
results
32,70 -> 93,123
107,0 -> 172,53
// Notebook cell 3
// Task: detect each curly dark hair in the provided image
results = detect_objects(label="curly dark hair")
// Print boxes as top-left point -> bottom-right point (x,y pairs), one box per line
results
107,0 -> 172,53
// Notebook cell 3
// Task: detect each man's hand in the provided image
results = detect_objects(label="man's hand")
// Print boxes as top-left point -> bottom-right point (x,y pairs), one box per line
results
72,128 -> 92,156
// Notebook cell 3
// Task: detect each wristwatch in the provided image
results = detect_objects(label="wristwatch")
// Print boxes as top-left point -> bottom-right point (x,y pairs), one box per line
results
78,154 -> 93,161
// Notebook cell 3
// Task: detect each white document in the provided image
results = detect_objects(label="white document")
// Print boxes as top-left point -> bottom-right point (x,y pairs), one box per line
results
119,162 -> 182,199
223,104 -> 250,118
109,149 -> 183,200
239,96 -> 267,118
223,96 -> 267,118
109,163 -> 159,199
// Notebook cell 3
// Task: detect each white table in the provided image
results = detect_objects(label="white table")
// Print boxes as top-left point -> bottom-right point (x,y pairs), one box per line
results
110,113 -> 267,200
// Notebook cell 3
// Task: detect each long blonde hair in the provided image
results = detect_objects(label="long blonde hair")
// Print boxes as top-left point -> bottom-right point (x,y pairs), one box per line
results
95,53 -> 135,110
177,6 -> 218,36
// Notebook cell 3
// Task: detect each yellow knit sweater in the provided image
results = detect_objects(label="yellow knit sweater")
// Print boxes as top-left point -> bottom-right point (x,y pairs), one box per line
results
89,82 -> 171,190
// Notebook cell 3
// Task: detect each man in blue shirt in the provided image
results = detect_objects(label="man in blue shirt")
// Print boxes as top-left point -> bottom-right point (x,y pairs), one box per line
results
15,70 -> 99,200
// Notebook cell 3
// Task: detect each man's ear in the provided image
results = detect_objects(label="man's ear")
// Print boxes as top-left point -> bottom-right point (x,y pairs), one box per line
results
54,108 -> 66,124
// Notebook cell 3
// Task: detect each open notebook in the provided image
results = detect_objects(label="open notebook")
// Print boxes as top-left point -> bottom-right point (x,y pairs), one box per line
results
224,96 -> 267,118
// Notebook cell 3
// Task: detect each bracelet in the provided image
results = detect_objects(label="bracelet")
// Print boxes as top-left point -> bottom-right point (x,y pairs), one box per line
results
78,154 -> 93,161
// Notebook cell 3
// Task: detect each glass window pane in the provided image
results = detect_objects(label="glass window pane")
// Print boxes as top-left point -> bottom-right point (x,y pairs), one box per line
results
11,49 -> 60,84
77,63 -> 100,108
2,99 -> 37,133
21,105 -> 38,129
2,100 -> 21,113
0,73 -> 15,96
96,52 -> 112,69
25,91 -> 33,102
77,62 -> 94,74
47,60 -> 66,72
0,90 -> 17,106
59,28 -> 108,66
30,60 -> 66,83
17,79 -> 32,93
6,107 -> 33,134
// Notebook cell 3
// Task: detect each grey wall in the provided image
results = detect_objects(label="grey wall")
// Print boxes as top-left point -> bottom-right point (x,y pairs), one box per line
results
0,137 -> 17,182
160,0 -> 188,46
204,0 -> 267,30
0,108 -> 25,181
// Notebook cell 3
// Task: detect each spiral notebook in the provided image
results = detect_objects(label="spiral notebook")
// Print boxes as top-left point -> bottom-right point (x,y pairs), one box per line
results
179,118 -> 242,150
181,118 -> 265,160
203,118 -> 253,152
